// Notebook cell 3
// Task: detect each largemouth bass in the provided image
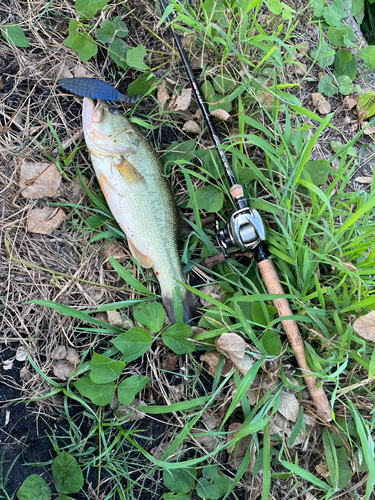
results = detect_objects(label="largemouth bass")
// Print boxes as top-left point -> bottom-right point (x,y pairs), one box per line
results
82,98 -> 197,323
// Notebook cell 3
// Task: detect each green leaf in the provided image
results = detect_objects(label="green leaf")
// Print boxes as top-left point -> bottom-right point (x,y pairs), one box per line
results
318,75 -> 339,98
76,0 -> 111,19
196,467 -> 232,500
17,475 -> 52,500
126,44 -> 148,71
65,20 -> 98,63
267,0 -> 283,14
162,494 -> 191,500
262,330 -> 282,356
303,160 -> 331,185
331,140 -> 356,156
113,16 -> 128,37
310,40 -> 335,68
163,323 -> 195,354
327,27 -> 347,47
251,302 -> 277,326
111,326 -> 152,362
133,302 -> 165,333
187,185 -> 224,213
90,352 -> 125,383
85,215 -> 108,228
213,74 -> 235,94
208,93 -> 232,113
127,72 -> 155,96
359,91 -> 375,118
311,0 -> 325,16
51,451 -> 84,494
334,49 -> 352,74
337,74 -> 354,95
341,56 -> 357,80
95,19 -> 115,44
323,0 -> 347,26
201,81 -> 215,102
163,468 -> 197,494
351,0 -> 364,16
358,46 -> 375,69
1,23 -> 30,48
74,376 -> 115,406
109,38 -> 129,69
118,375 -> 150,405
163,140 -> 196,164
238,167 -> 258,184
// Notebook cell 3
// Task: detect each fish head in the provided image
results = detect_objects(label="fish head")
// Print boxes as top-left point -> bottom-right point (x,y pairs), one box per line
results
82,98 -> 138,156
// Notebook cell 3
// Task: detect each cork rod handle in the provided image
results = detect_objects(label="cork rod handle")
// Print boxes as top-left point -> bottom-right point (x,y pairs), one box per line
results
257,259 -> 332,422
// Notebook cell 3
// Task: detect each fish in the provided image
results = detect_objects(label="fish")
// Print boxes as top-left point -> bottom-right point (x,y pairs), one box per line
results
82,97 -> 198,323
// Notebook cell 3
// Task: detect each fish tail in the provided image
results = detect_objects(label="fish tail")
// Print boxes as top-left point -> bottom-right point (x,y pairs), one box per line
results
162,288 -> 199,325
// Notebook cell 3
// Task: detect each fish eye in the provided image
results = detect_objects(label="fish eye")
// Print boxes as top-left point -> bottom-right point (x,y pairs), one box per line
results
109,107 -> 119,114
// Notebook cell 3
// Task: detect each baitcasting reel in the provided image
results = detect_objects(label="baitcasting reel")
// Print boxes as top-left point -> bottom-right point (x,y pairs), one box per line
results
215,184 -> 266,258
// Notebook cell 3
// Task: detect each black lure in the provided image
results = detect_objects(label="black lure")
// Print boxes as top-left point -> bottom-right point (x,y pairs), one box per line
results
58,78 -> 141,103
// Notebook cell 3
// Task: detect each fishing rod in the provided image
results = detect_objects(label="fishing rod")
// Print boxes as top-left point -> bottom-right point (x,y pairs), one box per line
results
160,0 -> 332,422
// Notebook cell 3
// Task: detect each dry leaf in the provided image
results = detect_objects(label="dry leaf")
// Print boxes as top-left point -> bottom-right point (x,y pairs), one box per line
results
70,176 -> 87,204
210,109 -> 230,121
65,347 -> 80,367
226,422 -> 253,473
0,76 -> 4,90
118,399 -> 147,421
343,96 -> 357,110
74,64 -> 94,78
200,284 -> 226,308
27,207 -> 66,234
311,93 -> 331,114
96,311 -> 133,330
16,345 -> 27,362
200,351 -> 234,377
278,391 -> 299,422
168,88 -> 192,112
107,310 -> 123,328
294,63 -> 307,76
3,359 -> 14,370
56,61 -> 73,79
157,81 -> 170,111
182,120 -> 200,134
305,493 -> 318,500
259,91 -> 274,107
355,176 -> 373,184
103,241 -> 127,269
316,463 -> 330,478
53,360 -> 76,380
295,41 -> 309,58
19,161 -> 62,199
51,345 -> 67,359
216,333 -> 253,376
353,311 -> 375,342
20,365 -> 32,381
362,122 -> 375,135
161,352 -> 179,371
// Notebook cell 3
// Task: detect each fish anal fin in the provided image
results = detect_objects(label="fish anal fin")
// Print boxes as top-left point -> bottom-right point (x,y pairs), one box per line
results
97,171 -> 114,199
128,239 -> 153,268
113,156 -> 145,184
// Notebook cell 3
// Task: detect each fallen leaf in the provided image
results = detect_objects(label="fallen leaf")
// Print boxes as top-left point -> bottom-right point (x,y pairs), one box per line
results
65,347 -> 80,367
311,93 -> 331,114
161,352 -> 179,371
103,241 -> 127,269
294,63 -> 307,76
107,310 -> 123,328
210,108 -> 230,121
182,120 -> 200,134
343,96 -> 357,110
278,391 -> 299,422
216,332 -> 253,376
362,122 -> 375,135
354,176 -> 373,184
19,161 -> 62,199
56,61 -> 73,79
20,366 -> 32,381
316,463 -> 330,478
305,493 -> 318,500
70,176 -> 87,204
200,284 -> 226,308
53,360 -> 76,380
74,64 -> 94,78
200,351 -> 234,377
27,207 -> 66,234
157,80 -> 170,111
259,91 -> 274,107
353,310 -> 375,342
95,311 -> 133,330
16,345 -> 27,361
0,76 -> 3,90
295,41 -> 309,58
226,422 -> 253,473
168,88 -> 192,111
51,345 -> 67,359
118,399 -> 147,421
2,359 -> 14,370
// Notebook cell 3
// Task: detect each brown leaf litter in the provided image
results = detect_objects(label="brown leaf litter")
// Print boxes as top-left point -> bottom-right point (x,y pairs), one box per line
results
353,310 -> 375,342
26,206 -> 66,234
19,160 -> 62,199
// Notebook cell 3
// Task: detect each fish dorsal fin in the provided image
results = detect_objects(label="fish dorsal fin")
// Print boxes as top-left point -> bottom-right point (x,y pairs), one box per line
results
128,239 -> 153,268
113,156 -> 145,184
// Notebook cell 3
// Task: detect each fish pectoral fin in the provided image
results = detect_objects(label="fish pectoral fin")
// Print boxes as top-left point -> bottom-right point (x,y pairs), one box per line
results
128,239 -> 153,268
113,156 -> 145,184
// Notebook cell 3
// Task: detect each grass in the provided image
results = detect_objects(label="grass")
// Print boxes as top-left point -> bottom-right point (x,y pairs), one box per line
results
1,0 -> 375,499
